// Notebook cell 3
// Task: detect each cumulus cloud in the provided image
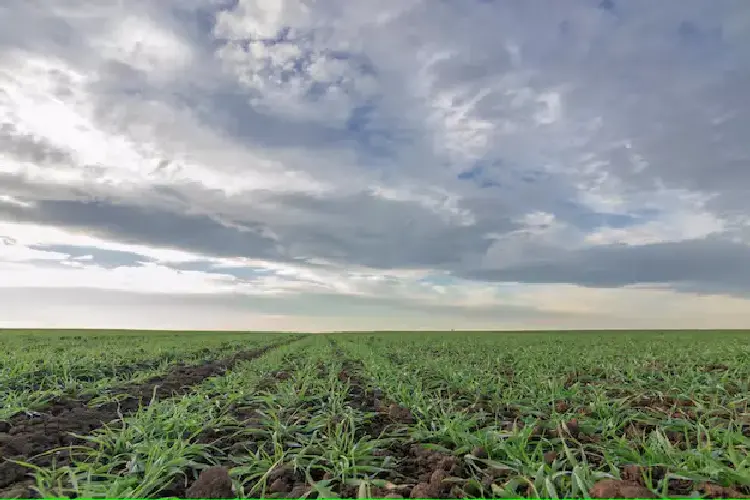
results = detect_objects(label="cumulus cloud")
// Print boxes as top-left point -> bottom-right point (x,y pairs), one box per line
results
1,0 -> 749,330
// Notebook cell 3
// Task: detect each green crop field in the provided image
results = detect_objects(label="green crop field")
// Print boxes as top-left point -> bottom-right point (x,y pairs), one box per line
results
1,330 -> 749,499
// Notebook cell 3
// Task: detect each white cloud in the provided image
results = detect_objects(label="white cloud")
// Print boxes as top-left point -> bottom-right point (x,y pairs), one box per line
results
1,0 -> 750,329
0,222 -> 208,263
586,211 -> 725,246
214,0 -> 379,125
0,261 -> 235,294
92,15 -> 193,78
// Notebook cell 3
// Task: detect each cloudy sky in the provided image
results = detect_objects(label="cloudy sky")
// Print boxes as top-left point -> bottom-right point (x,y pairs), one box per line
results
1,0 -> 750,331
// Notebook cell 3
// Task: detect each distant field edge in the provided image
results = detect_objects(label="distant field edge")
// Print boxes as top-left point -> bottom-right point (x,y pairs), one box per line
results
2,327 -> 749,335
0,328 -> 309,335
324,328 -> 750,334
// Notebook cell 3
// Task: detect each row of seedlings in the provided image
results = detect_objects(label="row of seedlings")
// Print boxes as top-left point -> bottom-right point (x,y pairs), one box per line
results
6,337 -> 308,498
196,336 -> 400,498
1,334 -> 288,418
338,334 -> 750,498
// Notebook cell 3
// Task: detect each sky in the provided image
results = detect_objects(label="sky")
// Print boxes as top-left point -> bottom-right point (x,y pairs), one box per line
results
1,0 -> 750,331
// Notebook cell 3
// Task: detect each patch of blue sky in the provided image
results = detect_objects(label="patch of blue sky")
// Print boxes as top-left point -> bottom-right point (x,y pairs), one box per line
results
344,100 -> 414,164
168,261 -> 276,281
457,164 -> 483,181
28,244 -> 154,268
417,274 -> 460,287
458,160 -> 551,190
579,208 -> 659,230
210,266 -> 276,280
555,200 -> 660,231
456,161 -> 504,188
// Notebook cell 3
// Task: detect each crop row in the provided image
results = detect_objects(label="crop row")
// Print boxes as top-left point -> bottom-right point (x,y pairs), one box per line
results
13,336 -> 397,498
3,331 -> 749,498
335,332 -> 750,497
0,332 -> 289,419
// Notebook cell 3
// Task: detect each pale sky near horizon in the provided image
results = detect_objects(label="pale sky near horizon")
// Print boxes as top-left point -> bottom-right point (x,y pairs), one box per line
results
1,1 -> 750,331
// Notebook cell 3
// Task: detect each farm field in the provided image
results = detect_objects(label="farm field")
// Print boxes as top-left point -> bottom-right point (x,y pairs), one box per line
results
1,330 -> 749,499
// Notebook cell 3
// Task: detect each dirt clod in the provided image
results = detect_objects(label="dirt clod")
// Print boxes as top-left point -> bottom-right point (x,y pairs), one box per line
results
700,482 -> 744,498
543,450 -> 557,465
565,418 -> 580,437
620,465 -> 644,483
410,482 -> 439,499
185,466 -> 234,499
269,477 -> 291,493
471,446 -> 488,459
288,484 -> 311,498
430,469 -> 447,485
589,479 -> 656,498
387,404 -> 415,424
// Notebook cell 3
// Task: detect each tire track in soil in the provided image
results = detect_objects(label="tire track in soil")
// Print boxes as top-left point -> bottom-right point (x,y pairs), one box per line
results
0,337 -> 301,498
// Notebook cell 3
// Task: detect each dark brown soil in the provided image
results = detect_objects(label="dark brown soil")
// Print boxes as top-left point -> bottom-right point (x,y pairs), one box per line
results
589,479 -> 657,498
185,467 -> 234,498
340,362 -> 415,440
616,464 -> 749,498
382,443 -> 462,499
334,358 -> 465,499
252,465 -> 309,499
0,340 -> 296,498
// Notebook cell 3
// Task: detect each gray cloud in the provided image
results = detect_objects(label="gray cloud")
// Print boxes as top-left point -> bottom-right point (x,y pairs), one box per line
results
0,198 -> 282,261
468,237 -> 750,295
0,125 -> 74,165
2,0 -> 750,330
0,183 -> 512,270
256,191 -> 509,269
